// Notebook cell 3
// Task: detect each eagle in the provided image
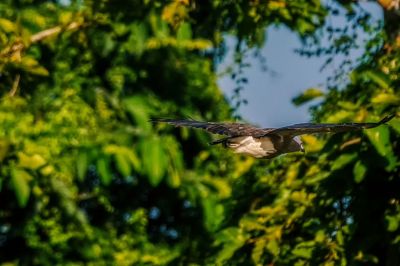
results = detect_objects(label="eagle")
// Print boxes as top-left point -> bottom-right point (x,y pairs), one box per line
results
151,115 -> 394,159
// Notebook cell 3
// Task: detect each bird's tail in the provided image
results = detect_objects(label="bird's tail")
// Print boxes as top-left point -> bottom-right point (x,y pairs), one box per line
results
362,114 -> 395,129
378,114 -> 395,125
209,137 -> 229,146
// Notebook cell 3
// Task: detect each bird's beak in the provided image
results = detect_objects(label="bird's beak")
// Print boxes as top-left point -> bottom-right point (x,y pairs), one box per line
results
301,146 -> 305,153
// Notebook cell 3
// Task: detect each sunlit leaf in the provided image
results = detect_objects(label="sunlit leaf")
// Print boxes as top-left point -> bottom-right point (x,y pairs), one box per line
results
126,149 -> 141,172
252,238 -> 266,264
214,227 -> 248,263
365,126 -> 396,170
17,152 -> 46,170
302,135 -> 323,152
19,56 -> 49,76
389,118 -> 400,135
266,239 -> 280,257
0,18 -> 16,33
292,88 -> 324,106
371,93 -> 400,105
140,136 -> 166,186
326,110 -> 353,123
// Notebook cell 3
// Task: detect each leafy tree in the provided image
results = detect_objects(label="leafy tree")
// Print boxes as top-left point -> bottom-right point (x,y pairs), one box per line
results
0,0 -> 399,265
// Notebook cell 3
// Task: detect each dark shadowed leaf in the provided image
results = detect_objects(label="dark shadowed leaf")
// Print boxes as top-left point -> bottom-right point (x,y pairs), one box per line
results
77,152 -> 89,181
353,160 -> 367,183
363,70 -> 390,89
97,157 -> 113,185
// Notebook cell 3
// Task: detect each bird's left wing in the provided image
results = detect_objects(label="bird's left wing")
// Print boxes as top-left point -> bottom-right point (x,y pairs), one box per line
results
150,118 -> 269,137
265,115 -> 395,137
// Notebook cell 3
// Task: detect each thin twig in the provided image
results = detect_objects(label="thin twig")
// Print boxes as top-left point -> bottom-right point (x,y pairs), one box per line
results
340,137 -> 361,150
1,21 -> 82,58
30,21 -> 81,43
9,74 -> 20,97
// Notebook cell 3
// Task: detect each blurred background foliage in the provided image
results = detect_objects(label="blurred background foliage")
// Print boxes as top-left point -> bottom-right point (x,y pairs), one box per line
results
0,0 -> 399,265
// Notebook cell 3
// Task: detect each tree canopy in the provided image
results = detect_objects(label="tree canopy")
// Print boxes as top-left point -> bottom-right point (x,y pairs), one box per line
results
0,0 -> 399,265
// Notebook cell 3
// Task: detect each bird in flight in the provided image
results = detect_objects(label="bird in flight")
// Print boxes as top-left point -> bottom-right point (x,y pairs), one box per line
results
151,115 -> 395,159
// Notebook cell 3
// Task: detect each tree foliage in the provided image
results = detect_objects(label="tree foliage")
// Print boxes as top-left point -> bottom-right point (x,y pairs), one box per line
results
0,0 -> 399,265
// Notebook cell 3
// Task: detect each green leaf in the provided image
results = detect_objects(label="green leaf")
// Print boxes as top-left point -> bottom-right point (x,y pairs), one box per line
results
326,110 -> 352,123
177,22 -> 192,41
202,196 -> 224,232
365,126 -> 396,170
150,14 -> 170,38
0,18 -> 16,33
292,88 -> 324,106
371,93 -> 400,105
331,153 -> 357,171
126,149 -> 141,172
336,230 -> 344,245
305,171 -> 330,184
292,241 -> 315,259
77,152 -> 89,182
11,168 -> 31,207
19,56 -> 49,76
214,228 -> 248,263
167,165 -> 181,188
115,153 -> 131,177
363,70 -> 390,89
389,118 -> 400,135
140,137 -> 166,186
17,152 -> 46,170
125,23 -> 148,56
252,238 -> 266,264
266,239 -> 280,257
123,96 -> 151,132
97,157 -> 112,185
385,215 -> 399,232
353,160 -> 367,183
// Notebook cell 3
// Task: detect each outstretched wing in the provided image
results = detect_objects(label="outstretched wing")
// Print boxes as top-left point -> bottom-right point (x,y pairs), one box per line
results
267,115 -> 395,136
150,118 -> 271,137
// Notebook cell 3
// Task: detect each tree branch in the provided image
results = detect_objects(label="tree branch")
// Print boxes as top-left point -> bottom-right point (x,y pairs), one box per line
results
1,21 -> 83,58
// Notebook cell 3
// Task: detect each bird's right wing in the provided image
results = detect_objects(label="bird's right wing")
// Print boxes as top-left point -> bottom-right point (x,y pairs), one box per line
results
150,118 -> 270,137
266,115 -> 395,137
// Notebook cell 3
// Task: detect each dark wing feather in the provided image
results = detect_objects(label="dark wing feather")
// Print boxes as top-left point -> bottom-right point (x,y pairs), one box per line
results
266,115 -> 395,137
150,118 -> 269,137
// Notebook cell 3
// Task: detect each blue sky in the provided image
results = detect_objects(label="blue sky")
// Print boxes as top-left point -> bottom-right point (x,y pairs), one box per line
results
218,2 -> 383,128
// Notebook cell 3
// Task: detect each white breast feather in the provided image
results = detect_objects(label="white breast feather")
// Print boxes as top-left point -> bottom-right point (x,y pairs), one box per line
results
229,136 -> 276,158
